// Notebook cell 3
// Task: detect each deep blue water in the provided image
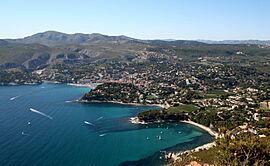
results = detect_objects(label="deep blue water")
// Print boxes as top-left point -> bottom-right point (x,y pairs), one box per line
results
0,84 -> 213,166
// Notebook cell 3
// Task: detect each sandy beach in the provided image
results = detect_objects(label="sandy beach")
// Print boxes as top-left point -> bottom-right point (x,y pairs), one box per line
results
129,117 -> 218,162
129,117 -> 219,138
67,83 -> 101,89
169,120 -> 218,162
181,120 -> 219,138
42,80 -> 61,84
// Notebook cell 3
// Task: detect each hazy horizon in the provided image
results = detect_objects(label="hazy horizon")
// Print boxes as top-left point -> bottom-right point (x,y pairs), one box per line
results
2,30 -> 270,41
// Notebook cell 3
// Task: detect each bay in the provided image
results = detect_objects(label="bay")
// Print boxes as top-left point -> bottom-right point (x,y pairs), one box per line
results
0,83 -> 213,166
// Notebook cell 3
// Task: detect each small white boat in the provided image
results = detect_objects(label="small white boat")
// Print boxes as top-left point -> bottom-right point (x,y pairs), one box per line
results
21,131 -> 30,136
146,137 -> 150,140
178,131 -> 182,134
28,122 -> 31,125
158,136 -> 162,140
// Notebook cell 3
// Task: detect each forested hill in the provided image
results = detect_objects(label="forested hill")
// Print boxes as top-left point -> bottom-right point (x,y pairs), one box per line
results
0,31 -> 204,71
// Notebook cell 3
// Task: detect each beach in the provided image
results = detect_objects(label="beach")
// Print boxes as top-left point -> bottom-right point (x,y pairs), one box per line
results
169,121 -> 218,162
129,117 -> 218,163
129,117 -> 218,138
181,120 -> 219,138
67,83 -> 101,89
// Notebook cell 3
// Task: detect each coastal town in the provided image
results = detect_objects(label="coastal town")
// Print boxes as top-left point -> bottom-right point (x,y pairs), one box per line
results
79,59 -> 270,131
76,54 -> 270,164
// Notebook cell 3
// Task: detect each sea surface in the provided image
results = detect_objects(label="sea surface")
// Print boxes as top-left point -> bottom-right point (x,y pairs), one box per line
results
0,83 -> 213,166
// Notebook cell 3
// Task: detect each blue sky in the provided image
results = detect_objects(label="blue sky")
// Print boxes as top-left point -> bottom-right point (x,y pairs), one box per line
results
0,0 -> 269,40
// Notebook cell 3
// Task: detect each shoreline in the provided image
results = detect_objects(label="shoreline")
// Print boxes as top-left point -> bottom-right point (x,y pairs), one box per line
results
129,117 -> 218,162
129,117 -> 218,138
167,142 -> 216,162
78,99 -> 166,108
0,82 -> 42,86
181,120 -> 219,138
0,81 -> 102,88
168,121 -> 218,162
72,94 -> 219,163
42,80 -> 61,84
67,83 -> 102,89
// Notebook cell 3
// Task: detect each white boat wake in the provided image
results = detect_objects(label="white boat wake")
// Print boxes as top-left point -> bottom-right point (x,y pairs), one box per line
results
21,131 -> 30,136
30,108 -> 53,120
84,121 -> 95,126
10,96 -> 20,101
96,116 -> 103,121
99,133 -> 106,137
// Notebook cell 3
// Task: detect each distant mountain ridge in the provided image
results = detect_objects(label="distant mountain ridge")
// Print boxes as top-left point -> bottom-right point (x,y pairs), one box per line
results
5,31 -> 204,46
3,31 -> 270,46
198,40 -> 270,45
6,31 -> 137,46
0,39 -> 9,47
1,31 -> 269,71
0,31 -> 205,71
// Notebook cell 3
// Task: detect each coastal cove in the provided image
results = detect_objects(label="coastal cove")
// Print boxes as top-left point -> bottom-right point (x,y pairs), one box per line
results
0,83 -> 214,166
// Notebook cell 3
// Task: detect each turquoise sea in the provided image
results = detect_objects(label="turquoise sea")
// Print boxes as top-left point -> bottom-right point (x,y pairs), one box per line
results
0,84 -> 213,166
